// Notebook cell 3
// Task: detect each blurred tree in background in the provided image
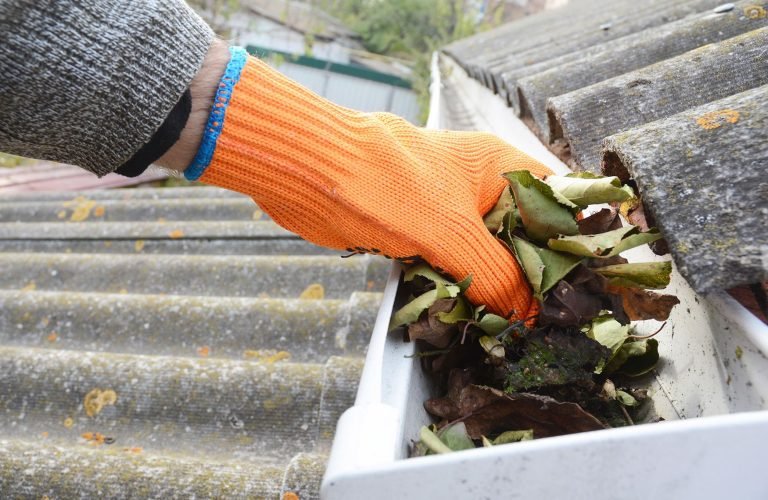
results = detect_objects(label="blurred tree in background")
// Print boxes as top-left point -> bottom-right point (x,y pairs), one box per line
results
314,0 -> 502,122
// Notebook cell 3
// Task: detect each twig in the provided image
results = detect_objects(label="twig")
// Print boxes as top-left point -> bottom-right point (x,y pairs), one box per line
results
620,404 -> 635,426
628,321 -> 666,340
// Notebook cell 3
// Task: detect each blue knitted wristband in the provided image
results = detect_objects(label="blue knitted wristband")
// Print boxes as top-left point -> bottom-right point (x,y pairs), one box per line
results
183,46 -> 248,181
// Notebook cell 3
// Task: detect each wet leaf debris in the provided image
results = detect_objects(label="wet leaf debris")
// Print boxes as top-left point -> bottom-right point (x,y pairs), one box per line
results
391,171 -> 679,456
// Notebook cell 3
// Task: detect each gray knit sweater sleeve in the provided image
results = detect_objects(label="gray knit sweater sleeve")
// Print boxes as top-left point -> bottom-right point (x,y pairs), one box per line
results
0,0 -> 214,176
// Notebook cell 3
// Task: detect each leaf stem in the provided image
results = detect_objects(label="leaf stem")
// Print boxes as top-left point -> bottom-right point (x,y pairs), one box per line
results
627,321 -> 666,340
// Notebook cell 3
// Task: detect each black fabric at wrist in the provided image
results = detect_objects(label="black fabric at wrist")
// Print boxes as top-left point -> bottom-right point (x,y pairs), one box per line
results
115,89 -> 192,177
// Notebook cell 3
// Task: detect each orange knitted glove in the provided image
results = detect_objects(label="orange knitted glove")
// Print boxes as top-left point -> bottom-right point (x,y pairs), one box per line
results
185,48 -> 553,319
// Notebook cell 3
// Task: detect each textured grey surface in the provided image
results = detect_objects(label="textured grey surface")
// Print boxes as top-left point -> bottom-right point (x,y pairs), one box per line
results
0,198 -> 267,222
518,0 -> 767,141
490,0 -> 724,109
601,86 -> 768,293
0,186 -> 384,498
442,0 -> 768,293
548,27 -> 768,171
446,0 -> 723,107
0,0 -> 213,175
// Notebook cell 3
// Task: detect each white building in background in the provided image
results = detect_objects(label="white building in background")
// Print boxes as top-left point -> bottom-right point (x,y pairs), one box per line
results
222,0 -> 421,124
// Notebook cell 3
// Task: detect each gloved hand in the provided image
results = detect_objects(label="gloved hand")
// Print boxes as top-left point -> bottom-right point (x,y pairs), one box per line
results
185,48 -> 553,319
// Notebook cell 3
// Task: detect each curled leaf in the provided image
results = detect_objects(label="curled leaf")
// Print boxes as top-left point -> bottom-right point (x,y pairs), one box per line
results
437,422 -> 475,452
419,426 -> 452,454
511,237 -> 582,299
493,429 -> 534,444
479,335 -> 505,362
577,208 -> 623,235
596,261 -> 672,289
616,390 -> 639,407
548,226 -> 662,258
390,283 -> 460,330
588,316 -> 630,374
606,339 -> 660,376
545,174 -> 635,207
607,285 -> 679,321
504,171 -> 579,243
484,188 -> 516,233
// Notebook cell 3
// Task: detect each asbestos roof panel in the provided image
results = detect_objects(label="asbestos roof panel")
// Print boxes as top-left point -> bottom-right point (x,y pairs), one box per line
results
601,85 -> 768,293
517,0 -> 768,141
442,0 -> 768,294
487,0 -> 726,105
0,186 -> 385,498
548,27 -> 768,171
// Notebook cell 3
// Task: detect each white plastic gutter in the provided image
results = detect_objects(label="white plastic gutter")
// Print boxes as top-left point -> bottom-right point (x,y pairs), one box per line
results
322,52 -> 768,499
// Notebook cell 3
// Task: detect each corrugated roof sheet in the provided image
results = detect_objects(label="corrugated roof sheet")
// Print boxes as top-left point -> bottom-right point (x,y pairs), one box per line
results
443,0 -> 768,296
0,186 -> 386,498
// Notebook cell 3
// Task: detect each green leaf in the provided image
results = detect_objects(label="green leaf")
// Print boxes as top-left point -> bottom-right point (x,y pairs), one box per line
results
454,274 -> 473,293
616,339 -> 660,377
493,430 -> 534,444
545,175 -> 636,207
404,264 -> 452,286
438,422 -> 476,451
478,314 -> 508,336
497,210 -> 518,247
609,229 -> 663,256
604,339 -> 660,376
390,283 -> 459,329
419,426 -> 452,454
436,296 -> 472,324
483,188 -> 515,233
511,237 -> 544,296
479,335 -> 505,360
503,171 -> 579,243
588,316 -> 630,374
548,226 -> 662,258
596,261 -> 672,289
512,237 -> 582,299
616,390 -> 639,407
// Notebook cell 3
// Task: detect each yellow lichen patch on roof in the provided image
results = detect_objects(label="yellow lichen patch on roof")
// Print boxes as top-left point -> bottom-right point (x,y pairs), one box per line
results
21,281 -> 36,292
197,345 -> 211,357
93,205 -> 105,217
81,431 -> 111,445
63,417 -> 74,429
134,240 -> 145,252
83,388 -> 118,417
695,109 -> 740,130
243,349 -> 291,363
263,394 -> 293,411
299,283 -> 325,299
168,229 -> 184,239
744,4 -> 766,19
67,198 -> 97,222
47,331 -> 58,343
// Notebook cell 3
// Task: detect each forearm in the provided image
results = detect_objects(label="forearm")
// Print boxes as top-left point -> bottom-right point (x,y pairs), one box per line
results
0,0 -> 214,176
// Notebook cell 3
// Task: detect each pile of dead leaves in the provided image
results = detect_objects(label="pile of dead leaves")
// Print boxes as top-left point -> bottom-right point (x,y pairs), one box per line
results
390,171 -> 679,456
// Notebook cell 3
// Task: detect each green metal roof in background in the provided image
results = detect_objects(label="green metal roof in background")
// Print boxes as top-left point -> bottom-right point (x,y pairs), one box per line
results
246,45 -> 413,89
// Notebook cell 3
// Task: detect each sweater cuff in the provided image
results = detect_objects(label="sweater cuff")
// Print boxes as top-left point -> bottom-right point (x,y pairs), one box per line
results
116,89 -> 192,177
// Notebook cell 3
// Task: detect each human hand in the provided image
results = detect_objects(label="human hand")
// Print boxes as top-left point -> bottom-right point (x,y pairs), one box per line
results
172,47 -> 553,319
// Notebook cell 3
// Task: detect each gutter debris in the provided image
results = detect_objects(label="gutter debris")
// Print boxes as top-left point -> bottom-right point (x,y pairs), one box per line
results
389,171 -> 679,456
